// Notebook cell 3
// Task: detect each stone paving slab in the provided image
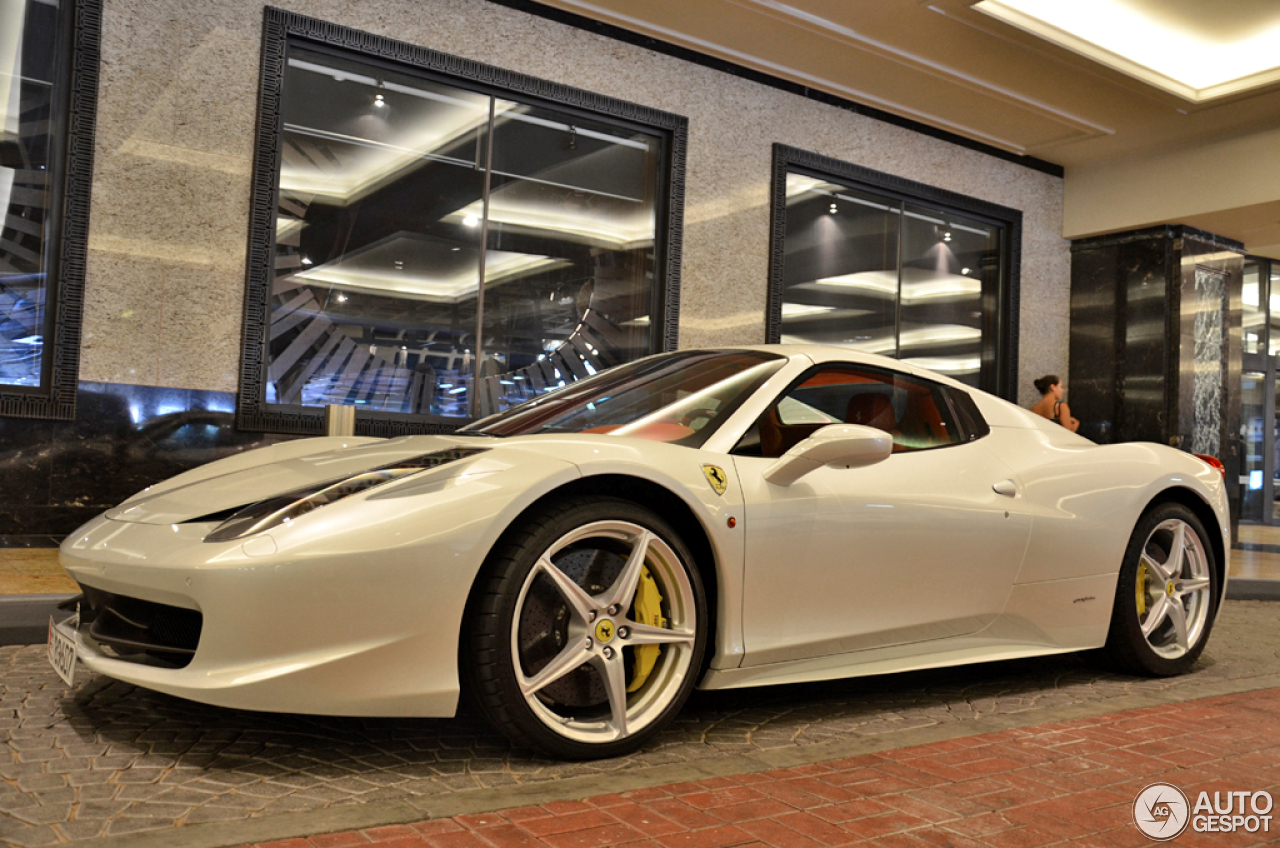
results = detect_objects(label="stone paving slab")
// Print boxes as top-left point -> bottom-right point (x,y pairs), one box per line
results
2,601 -> 1279,847
239,686 -> 1280,848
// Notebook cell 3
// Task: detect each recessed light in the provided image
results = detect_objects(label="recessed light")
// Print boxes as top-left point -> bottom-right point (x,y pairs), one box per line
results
462,214 -> 480,227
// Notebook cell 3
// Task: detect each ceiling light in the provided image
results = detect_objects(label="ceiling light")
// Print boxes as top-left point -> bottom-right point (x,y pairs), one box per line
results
335,293 -> 348,303
373,93 -> 385,107
462,214 -> 480,228
829,203 -> 838,214
943,232 -> 952,242
962,267 -> 971,275
300,256 -> 313,266
975,0 -> 1280,102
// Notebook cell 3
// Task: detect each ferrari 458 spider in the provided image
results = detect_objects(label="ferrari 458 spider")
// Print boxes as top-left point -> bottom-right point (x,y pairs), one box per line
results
57,346 -> 1228,758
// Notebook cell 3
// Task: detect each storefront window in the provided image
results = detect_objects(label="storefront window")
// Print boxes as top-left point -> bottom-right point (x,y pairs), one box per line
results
0,0 -> 96,416
242,15 -> 684,433
769,146 -> 1019,397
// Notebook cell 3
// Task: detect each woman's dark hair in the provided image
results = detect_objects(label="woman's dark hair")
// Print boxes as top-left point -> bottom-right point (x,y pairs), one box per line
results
1034,375 -> 1060,395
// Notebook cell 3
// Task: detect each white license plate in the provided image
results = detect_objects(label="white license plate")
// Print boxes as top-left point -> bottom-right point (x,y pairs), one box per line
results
47,612 -> 79,686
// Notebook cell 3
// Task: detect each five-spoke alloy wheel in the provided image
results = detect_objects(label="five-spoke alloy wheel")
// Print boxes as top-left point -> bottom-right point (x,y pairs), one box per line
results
466,497 -> 707,759
1102,503 -> 1219,676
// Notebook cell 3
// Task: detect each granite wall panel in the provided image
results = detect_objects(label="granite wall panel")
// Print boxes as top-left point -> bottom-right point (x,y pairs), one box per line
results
78,0 -> 1068,404
3,0 -> 1073,537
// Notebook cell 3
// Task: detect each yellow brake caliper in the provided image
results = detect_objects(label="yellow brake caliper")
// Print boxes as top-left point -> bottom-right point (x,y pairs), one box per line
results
1136,561 -> 1148,617
627,566 -> 667,693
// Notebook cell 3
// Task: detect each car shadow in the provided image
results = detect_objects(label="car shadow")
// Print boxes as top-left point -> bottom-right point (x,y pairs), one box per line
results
51,649 -> 1203,779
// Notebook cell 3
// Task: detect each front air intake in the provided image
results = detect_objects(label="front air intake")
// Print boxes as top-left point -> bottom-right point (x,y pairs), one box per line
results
79,586 -> 202,668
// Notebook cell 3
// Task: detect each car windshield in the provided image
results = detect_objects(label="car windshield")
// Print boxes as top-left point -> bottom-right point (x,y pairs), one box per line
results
460,350 -> 787,447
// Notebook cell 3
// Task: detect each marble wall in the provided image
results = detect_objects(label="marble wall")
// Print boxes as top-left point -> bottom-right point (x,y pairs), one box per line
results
1069,226 -> 1244,523
0,383 -> 288,543
78,0 -> 1069,406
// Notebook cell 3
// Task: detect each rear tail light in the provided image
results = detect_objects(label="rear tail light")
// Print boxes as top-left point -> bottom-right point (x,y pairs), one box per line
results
1193,454 -> 1225,477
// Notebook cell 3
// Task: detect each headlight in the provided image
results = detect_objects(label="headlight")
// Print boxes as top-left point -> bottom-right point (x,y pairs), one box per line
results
203,447 -> 485,542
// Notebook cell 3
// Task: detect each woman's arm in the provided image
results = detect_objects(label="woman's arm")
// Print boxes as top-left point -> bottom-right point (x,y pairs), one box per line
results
1059,402 -> 1080,432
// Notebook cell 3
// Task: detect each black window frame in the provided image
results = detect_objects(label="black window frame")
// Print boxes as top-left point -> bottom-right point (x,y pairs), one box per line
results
0,0 -> 101,420
237,8 -> 688,437
767,144 -> 1022,401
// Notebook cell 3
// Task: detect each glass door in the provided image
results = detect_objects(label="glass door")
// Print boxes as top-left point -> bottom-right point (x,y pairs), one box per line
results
1241,257 -> 1280,524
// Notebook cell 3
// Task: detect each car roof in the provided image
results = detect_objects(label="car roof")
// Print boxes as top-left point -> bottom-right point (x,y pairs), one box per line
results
691,343 -> 969,389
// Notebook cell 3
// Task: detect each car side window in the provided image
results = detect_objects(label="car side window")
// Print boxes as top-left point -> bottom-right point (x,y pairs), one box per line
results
734,364 -> 967,459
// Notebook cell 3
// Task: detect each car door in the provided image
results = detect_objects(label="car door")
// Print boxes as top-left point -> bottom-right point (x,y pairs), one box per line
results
731,363 -> 1031,667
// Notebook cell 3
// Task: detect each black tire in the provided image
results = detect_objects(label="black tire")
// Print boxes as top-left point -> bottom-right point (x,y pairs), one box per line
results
1100,502 -> 1219,676
463,496 -> 708,759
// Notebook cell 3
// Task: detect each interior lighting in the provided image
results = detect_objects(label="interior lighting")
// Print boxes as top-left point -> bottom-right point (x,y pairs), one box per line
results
462,214 -> 480,228
943,232 -> 952,242
301,256 -> 313,266
974,0 -> 1280,102
961,267 -> 971,275
829,203 -> 838,214
335,293 -> 348,303
374,93 -> 386,108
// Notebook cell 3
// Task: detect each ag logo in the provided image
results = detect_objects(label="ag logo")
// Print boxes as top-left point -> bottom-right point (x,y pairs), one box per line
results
702,464 -> 728,496
1134,783 -> 1190,841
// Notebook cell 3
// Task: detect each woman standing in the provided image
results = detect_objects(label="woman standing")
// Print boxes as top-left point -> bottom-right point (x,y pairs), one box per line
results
1030,375 -> 1079,432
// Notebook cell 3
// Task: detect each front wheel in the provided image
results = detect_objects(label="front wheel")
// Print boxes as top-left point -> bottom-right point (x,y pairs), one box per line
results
1100,503 -> 1218,676
465,497 -> 707,759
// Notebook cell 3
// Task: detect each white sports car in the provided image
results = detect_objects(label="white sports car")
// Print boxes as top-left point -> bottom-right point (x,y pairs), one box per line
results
57,345 -> 1228,759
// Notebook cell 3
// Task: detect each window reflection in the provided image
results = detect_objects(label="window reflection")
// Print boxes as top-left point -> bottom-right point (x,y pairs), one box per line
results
779,172 -> 1002,388
1269,265 -> 1280,357
266,47 -> 662,419
0,0 -> 61,387
1243,259 -> 1263,355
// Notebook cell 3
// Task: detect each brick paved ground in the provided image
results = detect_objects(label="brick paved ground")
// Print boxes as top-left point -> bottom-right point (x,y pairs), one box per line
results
242,687 -> 1280,848
2,601 -> 1279,846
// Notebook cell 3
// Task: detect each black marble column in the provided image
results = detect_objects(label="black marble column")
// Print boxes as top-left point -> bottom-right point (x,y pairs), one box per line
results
1069,226 -> 1244,528
0,383 -> 293,544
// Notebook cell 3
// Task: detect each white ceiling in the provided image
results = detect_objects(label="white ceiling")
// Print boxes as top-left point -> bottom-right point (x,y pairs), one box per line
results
528,0 -> 1280,255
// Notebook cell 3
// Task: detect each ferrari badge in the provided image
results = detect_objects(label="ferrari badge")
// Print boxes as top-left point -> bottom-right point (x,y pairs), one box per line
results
702,464 -> 728,496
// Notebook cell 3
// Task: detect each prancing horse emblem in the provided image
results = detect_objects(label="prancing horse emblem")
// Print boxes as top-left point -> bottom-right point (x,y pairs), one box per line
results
702,464 -> 728,496
594,620 -> 615,643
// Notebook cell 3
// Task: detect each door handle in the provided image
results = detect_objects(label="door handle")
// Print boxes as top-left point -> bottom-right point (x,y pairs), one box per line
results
992,479 -> 1018,497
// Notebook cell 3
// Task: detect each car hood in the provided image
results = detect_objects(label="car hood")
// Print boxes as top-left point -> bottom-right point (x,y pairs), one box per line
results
105,435 -> 501,525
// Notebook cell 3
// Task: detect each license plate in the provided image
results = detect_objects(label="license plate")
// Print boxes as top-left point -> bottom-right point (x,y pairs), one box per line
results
47,611 -> 79,686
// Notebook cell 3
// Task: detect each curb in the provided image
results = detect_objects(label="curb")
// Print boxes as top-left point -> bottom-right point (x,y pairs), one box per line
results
0,593 -> 77,646
1225,578 -> 1280,601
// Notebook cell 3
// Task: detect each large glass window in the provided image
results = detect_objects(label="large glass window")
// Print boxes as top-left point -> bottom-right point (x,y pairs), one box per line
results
0,0 -> 95,416
243,18 -> 684,434
768,147 -> 1019,397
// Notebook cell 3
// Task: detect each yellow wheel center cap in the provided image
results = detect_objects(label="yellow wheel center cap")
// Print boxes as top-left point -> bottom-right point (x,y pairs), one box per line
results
1166,581 -> 1176,596
594,619 -> 615,643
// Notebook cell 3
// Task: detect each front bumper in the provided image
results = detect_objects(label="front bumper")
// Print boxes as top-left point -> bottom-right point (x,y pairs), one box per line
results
59,507 -> 492,717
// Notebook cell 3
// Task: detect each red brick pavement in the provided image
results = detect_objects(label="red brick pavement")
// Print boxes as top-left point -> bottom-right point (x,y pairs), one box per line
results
238,688 -> 1280,848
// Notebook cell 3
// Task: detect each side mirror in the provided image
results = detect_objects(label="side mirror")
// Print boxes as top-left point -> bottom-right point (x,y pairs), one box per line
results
764,424 -> 893,486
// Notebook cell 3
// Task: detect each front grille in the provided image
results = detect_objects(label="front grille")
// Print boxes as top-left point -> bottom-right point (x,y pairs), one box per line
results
79,586 -> 202,668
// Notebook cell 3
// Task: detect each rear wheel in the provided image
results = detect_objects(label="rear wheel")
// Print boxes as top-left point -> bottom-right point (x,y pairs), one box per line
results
465,497 -> 707,759
1101,503 -> 1218,676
